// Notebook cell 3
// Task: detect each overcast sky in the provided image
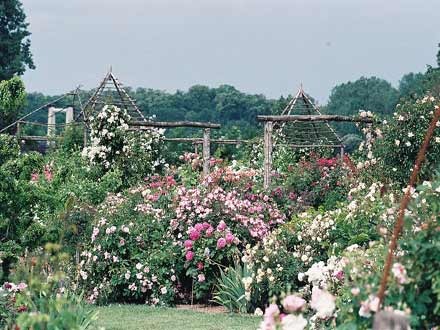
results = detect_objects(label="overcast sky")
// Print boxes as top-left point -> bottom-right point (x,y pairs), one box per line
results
21,0 -> 440,103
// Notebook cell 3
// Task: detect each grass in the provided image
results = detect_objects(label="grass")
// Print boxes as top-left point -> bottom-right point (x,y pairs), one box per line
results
93,305 -> 260,330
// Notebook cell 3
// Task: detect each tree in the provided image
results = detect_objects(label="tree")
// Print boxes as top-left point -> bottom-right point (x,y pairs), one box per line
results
0,0 -> 35,81
0,76 -> 26,130
325,76 -> 399,135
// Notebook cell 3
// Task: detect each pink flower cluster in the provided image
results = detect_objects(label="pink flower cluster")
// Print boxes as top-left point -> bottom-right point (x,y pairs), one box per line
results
184,220 -> 238,262
172,184 -> 284,240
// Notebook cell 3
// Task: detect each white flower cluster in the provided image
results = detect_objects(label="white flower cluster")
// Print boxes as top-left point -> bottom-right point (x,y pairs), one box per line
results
298,256 -> 347,290
293,211 -> 337,265
82,105 -> 165,170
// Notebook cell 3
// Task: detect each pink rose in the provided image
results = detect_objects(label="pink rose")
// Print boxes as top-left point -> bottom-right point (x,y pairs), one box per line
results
189,229 -> 200,241
185,250 -> 195,261
202,222 -> 211,230
194,223 -> 204,232
205,227 -> 214,237
184,240 -> 193,250
217,220 -> 227,232
217,238 -> 226,249
197,262 -> 204,270
264,304 -> 280,319
197,274 -> 205,282
225,232 -> 235,244
282,295 -> 306,312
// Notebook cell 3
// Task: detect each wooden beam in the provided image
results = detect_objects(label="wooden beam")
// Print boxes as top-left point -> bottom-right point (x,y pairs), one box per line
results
257,115 -> 376,123
19,136 -> 58,141
130,121 -> 220,129
202,128 -> 211,177
163,137 -> 247,145
263,121 -> 273,189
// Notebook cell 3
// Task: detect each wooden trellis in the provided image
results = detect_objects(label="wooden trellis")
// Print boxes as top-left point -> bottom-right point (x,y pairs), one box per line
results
257,114 -> 375,189
274,87 -> 343,150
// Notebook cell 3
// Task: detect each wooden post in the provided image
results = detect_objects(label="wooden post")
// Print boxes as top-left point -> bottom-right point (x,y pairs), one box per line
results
340,146 -> 344,160
263,121 -> 273,189
83,124 -> 88,147
202,128 -> 210,177
194,143 -> 199,155
16,122 -> 21,137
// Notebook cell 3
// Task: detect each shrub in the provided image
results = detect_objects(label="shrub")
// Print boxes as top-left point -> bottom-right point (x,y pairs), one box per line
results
374,95 -> 440,185
2,244 -> 97,330
78,188 -> 181,306
0,134 -> 20,166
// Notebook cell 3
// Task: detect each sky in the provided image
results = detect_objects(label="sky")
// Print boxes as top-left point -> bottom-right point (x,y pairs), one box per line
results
21,0 -> 440,104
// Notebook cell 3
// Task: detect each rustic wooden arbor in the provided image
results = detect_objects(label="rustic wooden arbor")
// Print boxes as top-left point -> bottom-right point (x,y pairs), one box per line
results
275,87 -> 343,149
129,120 -> 221,176
258,114 -> 375,189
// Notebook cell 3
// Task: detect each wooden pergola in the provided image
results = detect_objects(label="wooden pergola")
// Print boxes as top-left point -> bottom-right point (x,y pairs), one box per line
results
257,114 -> 375,189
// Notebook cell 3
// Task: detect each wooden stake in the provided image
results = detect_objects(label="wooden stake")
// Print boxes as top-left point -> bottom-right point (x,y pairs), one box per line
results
16,122 -> 21,137
83,124 -> 88,147
263,121 -> 273,189
202,128 -> 210,177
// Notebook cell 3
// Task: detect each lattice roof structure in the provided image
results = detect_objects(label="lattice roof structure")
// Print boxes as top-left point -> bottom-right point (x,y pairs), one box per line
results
77,69 -> 146,123
276,86 -> 342,147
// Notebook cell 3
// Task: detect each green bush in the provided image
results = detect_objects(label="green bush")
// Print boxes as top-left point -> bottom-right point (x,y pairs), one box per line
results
0,134 -> 20,166
374,95 -> 440,185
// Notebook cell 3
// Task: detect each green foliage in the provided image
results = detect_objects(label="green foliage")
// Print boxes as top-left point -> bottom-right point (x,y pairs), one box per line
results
213,263 -> 253,313
60,124 -> 84,152
0,134 -> 19,166
0,76 -> 26,129
0,0 -> 35,81
3,244 -> 97,330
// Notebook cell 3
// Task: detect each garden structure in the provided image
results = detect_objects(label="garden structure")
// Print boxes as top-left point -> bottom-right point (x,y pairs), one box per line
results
257,87 -> 375,188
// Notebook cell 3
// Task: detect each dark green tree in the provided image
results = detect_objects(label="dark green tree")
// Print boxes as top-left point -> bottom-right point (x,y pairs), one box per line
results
0,0 -> 35,81
324,76 -> 399,135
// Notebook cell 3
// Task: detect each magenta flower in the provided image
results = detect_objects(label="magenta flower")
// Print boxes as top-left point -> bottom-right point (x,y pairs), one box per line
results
185,250 -> 195,261
225,232 -> 235,244
184,240 -> 193,250
217,238 -> 226,249
197,262 -> 204,270
202,222 -> 211,230
189,229 -> 201,241
194,223 -> 204,232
